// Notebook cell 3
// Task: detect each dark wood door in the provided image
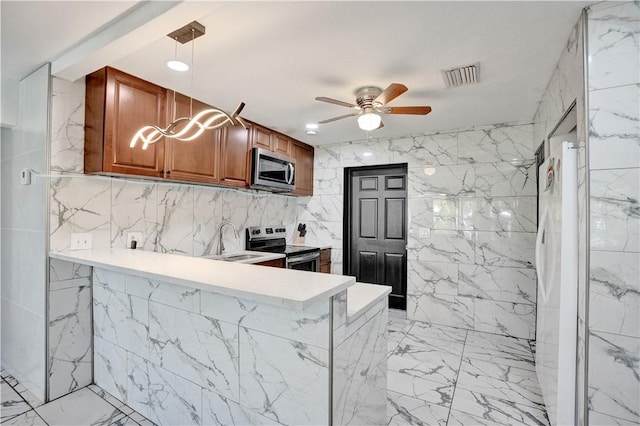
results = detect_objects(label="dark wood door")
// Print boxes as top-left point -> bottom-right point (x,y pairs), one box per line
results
291,141 -> 314,196
220,125 -> 251,188
103,67 -> 166,177
164,93 -> 220,184
347,165 -> 407,309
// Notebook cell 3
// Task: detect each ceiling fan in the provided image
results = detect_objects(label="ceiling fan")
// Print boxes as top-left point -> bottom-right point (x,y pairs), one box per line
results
315,83 -> 432,131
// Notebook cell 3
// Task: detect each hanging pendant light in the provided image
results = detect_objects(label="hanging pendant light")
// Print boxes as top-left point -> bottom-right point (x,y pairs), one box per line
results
130,21 -> 247,150
166,37 -> 189,72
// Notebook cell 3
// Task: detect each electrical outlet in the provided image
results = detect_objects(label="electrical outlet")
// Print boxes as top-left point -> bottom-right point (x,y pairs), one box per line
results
127,232 -> 143,249
419,228 -> 431,238
70,233 -> 92,250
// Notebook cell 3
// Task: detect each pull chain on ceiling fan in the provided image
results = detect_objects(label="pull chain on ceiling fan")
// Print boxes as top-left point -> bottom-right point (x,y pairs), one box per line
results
315,83 -> 432,131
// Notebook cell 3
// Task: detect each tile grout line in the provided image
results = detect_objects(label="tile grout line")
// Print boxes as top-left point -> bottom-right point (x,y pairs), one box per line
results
444,328 -> 469,425
0,376 -> 50,425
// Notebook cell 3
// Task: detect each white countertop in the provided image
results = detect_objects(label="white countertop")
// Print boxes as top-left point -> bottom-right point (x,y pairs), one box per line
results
50,248 -> 355,309
201,250 -> 285,264
347,283 -> 392,321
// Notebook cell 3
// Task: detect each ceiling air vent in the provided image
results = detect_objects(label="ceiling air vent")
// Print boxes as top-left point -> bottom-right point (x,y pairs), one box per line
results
442,63 -> 479,88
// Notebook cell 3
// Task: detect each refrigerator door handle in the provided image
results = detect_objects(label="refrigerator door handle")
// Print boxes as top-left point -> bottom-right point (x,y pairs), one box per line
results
536,207 -> 550,304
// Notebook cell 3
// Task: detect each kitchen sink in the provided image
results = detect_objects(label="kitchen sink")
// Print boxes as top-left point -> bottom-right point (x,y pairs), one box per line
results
218,253 -> 264,262
201,251 -> 274,263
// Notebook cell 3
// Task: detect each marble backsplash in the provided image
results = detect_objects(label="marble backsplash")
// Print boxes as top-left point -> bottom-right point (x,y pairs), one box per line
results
49,77 -> 299,256
298,122 -> 538,339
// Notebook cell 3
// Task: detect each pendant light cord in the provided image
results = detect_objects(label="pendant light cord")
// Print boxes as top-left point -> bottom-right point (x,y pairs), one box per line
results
172,37 -> 178,122
189,28 -> 195,118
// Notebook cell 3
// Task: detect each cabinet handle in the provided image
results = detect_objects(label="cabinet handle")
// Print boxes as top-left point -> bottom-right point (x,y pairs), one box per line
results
160,169 -> 164,174
166,170 -> 171,174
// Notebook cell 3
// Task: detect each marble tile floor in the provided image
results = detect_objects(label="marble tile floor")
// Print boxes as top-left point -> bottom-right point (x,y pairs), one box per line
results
2,311 -> 547,426
1,368 -> 155,426
387,309 -> 548,426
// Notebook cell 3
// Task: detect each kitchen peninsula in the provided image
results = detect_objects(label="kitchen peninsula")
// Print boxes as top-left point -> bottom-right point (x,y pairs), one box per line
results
49,248 -> 390,425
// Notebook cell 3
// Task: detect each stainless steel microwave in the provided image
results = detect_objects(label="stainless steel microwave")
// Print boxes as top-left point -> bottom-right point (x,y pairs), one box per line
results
251,148 -> 296,192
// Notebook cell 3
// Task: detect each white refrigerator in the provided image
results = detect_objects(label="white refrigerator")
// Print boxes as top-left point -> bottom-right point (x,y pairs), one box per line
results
535,140 -> 578,426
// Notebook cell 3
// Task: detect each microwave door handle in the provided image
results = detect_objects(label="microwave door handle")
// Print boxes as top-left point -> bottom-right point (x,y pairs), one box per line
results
287,163 -> 295,185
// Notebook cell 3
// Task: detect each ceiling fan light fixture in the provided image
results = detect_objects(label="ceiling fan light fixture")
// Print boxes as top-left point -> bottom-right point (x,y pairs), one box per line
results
358,112 -> 381,131
166,59 -> 189,72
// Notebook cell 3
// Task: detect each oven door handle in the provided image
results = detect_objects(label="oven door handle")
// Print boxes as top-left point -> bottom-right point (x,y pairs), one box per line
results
286,252 -> 320,264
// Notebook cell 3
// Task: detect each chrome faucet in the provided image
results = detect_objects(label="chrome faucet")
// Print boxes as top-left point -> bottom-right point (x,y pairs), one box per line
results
217,221 -> 239,255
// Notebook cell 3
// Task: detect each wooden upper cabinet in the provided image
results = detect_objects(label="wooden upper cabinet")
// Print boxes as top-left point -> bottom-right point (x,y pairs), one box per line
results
251,124 -> 272,150
84,67 -> 315,196
291,140 -> 314,196
272,133 -> 291,156
164,93 -> 220,184
220,125 -> 251,188
85,67 -> 166,177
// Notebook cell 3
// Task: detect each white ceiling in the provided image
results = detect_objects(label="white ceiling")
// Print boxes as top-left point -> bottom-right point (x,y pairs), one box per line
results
1,1 -> 591,146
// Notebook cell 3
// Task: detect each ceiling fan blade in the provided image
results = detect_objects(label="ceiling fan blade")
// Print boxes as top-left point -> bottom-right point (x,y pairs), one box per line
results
382,106 -> 432,115
374,83 -> 408,106
315,97 -> 358,108
318,112 -> 360,124
376,120 -> 384,130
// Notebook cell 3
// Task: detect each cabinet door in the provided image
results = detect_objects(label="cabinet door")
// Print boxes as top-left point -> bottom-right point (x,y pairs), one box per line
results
164,93 -> 220,184
272,133 -> 291,156
104,68 -> 166,177
291,141 -> 314,196
251,124 -> 272,150
256,258 -> 285,268
220,125 -> 251,188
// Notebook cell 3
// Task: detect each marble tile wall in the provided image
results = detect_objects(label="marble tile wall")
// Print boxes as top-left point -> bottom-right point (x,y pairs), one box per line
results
299,123 -> 537,339
586,3 -> 640,424
1,64 -> 51,402
532,13 -> 590,425
333,304 -> 388,425
92,268 -> 335,425
48,259 -> 92,400
49,76 -> 299,255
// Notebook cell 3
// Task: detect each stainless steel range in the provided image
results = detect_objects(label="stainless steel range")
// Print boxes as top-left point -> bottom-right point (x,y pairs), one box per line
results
246,226 -> 320,272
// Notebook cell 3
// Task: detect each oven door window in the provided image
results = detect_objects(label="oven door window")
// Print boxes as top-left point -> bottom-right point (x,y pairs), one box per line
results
287,254 -> 319,272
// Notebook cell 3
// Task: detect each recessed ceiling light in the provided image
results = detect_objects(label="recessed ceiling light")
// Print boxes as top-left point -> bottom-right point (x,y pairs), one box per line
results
305,123 -> 319,130
167,60 -> 189,72
305,130 -> 317,135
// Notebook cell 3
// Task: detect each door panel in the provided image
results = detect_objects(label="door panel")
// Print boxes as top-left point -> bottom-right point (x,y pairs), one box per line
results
347,164 -> 408,309
359,199 -> 378,238
385,175 -> 405,190
385,198 -> 405,240
384,253 -> 405,295
359,252 -> 378,283
360,177 -> 378,191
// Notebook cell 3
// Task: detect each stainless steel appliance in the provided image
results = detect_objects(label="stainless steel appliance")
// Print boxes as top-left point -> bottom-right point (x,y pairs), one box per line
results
250,148 -> 296,192
246,226 -> 319,272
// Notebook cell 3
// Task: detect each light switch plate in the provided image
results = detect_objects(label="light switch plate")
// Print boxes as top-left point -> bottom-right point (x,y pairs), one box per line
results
419,228 -> 431,238
70,233 -> 92,250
